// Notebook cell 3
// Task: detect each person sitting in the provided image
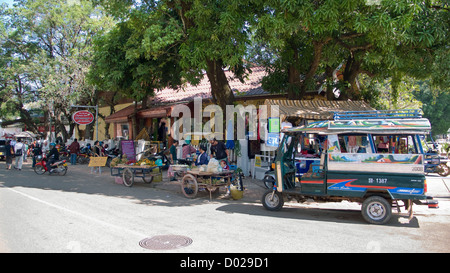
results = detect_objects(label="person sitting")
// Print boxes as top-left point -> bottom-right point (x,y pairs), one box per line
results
47,143 -> 60,172
195,145 -> 209,166
182,143 -> 196,159
220,160 -> 229,171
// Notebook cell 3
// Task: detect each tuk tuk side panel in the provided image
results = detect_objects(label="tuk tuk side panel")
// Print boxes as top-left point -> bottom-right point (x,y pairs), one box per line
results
327,153 -> 424,174
326,170 -> 427,200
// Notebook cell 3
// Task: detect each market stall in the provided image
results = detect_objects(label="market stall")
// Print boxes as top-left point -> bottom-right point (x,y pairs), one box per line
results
110,157 -> 162,187
181,169 -> 235,200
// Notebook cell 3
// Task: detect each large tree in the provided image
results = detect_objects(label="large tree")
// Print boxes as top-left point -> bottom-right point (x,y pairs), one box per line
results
89,7 -> 183,136
97,0 -> 255,111
0,0 -> 114,140
250,0 -> 449,101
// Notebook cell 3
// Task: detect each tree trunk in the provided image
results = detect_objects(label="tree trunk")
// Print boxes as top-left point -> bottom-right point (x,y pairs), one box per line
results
340,56 -> 362,100
298,38 -> 331,98
287,47 -> 301,99
205,59 -> 235,111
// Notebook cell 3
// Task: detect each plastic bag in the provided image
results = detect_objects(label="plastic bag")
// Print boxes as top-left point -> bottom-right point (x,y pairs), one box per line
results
206,158 -> 219,173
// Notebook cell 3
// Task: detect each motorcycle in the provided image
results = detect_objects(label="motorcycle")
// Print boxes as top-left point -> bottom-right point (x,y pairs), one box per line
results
77,145 -> 94,164
105,147 -> 120,168
34,154 -> 68,175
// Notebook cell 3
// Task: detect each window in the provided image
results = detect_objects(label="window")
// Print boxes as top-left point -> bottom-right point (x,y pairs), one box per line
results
372,135 -> 418,154
330,134 -> 370,153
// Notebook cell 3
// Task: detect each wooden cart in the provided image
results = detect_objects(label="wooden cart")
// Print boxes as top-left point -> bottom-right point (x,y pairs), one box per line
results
180,170 -> 235,200
111,164 -> 162,187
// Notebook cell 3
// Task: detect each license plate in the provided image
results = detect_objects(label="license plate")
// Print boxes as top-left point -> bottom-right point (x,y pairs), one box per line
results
63,163 -> 68,167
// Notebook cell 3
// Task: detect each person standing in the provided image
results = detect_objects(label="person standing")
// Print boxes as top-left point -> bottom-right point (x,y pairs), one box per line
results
14,139 -> 24,170
169,140 -> 179,164
209,138 -> 229,164
23,141 -> 29,162
93,141 -> 104,157
32,143 -> 42,168
68,139 -> 80,165
5,140 -> 13,170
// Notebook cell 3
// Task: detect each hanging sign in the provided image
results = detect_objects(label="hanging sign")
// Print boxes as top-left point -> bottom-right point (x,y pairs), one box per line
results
72,110 -> 94,125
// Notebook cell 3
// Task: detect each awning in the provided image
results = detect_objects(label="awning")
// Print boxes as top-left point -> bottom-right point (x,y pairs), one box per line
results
105,104 -> 139,124
105,103 -> 186,123
264,99 -> 374,120
14,131 -> 39,138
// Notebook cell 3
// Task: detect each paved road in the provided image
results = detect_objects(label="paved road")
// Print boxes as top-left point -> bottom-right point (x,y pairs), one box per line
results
0,162 -> 449,253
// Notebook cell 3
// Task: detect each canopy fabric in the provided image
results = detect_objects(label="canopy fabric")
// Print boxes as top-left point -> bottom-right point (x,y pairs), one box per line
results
285,118 -> 431,135
264,99 -> 374,121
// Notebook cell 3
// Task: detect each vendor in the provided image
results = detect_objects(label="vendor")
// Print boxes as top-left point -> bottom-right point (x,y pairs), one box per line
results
195,145 -> 209,166
169,140 -> 179,164
209,138 -> 229,164
182,143 -> 196,159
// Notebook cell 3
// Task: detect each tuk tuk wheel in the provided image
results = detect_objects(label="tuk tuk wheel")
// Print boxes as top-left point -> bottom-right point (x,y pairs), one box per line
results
361,196 -> 392,225
122,168 -> 134,187
181,174 -> 198,198
262,190 -> 284,211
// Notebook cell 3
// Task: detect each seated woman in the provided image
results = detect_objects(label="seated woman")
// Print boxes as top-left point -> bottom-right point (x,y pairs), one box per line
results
195,145 -> 209,166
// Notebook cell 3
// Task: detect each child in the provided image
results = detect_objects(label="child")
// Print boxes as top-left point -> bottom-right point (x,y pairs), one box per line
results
220,160 -> 232,197
220,160 -> 229,171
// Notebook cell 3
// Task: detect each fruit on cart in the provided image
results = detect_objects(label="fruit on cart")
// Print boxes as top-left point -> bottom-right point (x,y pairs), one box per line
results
136,158 -> 156,166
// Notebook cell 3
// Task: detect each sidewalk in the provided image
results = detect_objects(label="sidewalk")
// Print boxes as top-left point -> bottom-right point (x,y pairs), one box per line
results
80,164 -> 450,201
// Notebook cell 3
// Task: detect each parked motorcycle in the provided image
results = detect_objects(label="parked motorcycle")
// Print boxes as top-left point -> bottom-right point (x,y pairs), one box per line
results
424,152 -> 450,177
34,154 -> 68,175
146,148 -> 171,170
105,147 -> 120,168
77,144 -> 94,164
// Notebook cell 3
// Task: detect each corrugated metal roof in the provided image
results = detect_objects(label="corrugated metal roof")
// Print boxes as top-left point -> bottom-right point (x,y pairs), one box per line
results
265,99 -> 374,120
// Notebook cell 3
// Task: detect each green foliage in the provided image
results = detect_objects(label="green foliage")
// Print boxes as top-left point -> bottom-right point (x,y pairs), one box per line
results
249,0 -> 449,100
0,0 -> 114,138
89,3 -> 183,103
412,81 -> 450,136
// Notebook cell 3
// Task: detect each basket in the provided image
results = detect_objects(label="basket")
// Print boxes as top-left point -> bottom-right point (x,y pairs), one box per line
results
230,185 -> 243,200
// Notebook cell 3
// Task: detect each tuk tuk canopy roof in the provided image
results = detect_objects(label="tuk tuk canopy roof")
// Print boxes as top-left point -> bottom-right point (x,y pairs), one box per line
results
284,118 -> 432,135
264,99 -> 374,121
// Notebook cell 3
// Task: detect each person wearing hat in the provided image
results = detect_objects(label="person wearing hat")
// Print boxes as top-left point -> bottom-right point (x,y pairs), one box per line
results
47,142 -> 60,171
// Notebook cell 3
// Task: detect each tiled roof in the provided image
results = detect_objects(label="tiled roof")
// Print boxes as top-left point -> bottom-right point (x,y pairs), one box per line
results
151,66 -> 268,104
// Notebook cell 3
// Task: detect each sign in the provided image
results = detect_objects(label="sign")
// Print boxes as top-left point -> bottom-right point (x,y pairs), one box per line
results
254,155 -> 262,168
88,157 -> 108,167
266,133 -> 280,147
38,125 -> 55,132
72,110 -> 94,125
121,140 -> 136,160
268,117 -> 280,133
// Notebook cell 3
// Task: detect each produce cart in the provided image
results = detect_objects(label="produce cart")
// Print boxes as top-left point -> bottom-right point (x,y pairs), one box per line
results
111,164 -> 162,187
180,169 -> 235,200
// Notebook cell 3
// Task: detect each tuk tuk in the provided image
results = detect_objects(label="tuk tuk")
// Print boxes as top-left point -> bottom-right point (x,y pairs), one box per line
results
262,109 -> 438,224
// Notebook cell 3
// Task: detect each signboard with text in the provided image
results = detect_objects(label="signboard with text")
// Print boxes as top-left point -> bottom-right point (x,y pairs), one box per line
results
72,110 -> 94,125
121,140 -> 136,160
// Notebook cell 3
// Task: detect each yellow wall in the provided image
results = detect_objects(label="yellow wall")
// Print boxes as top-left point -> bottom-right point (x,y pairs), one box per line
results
74,103 -> 133,141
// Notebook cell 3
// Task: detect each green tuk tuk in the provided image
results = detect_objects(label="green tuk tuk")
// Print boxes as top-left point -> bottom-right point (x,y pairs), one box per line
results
261,110 -> 438,224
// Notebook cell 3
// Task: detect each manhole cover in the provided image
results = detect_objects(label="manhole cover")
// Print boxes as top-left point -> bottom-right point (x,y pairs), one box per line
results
139,235 -> 193,250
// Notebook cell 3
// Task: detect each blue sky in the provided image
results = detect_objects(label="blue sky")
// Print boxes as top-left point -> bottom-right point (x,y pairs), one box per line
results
0,0 -> 14,6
